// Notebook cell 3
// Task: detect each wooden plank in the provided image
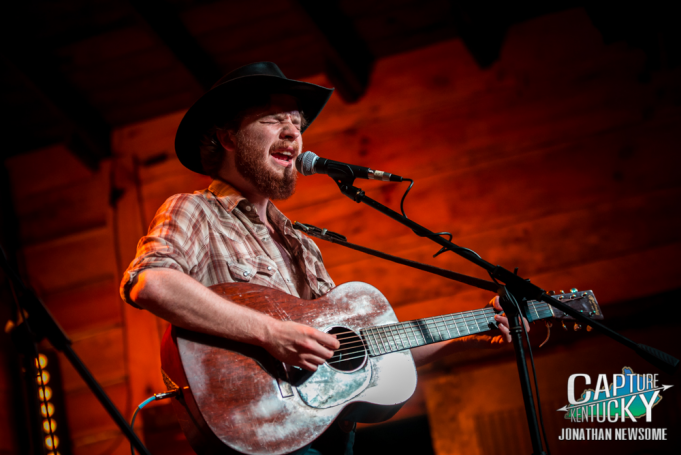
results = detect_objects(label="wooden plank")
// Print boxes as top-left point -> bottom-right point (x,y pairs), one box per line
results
285,121 -> 681,271
58,327 -> 127,393
88,65 -> 198,113
111,154 -> 167,418
13,169 -> 109,245
111,111 -> 184,160
72,436 -> 132,455
182,0 -> 292,36
42,277 -> 122,337
5,143 -> 94,200
325,196 -> 681,310
22,227 -> 116,294
65,381 -> 129,443
394,242 -> 681,323
196,8 -> 311,58
57,27 -> 157,69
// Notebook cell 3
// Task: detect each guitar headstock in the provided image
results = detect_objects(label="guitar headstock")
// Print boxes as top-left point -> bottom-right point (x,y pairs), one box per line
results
547,289 -> 603,321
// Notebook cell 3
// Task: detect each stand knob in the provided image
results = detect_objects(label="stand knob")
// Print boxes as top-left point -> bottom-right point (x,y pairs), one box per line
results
561,321 -> 568,331
573,323 -> 582,331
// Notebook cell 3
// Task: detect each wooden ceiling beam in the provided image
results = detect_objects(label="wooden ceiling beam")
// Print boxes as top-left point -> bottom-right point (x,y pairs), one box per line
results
129,0 -> 223,91
296,0 -> 374,103
448,1 -> 509,69
0,54 -> 111,171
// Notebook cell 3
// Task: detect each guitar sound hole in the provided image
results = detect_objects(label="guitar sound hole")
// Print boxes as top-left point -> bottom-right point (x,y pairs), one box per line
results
326,326 -> 367,372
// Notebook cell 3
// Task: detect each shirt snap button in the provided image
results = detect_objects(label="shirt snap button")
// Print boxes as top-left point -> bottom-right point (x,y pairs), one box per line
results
267,266 -> 272,271
243,271 -> 249,276
245,206 -> 252,211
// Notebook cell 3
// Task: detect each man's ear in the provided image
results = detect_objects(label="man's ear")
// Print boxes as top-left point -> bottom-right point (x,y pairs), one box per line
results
215,128 -> 237,153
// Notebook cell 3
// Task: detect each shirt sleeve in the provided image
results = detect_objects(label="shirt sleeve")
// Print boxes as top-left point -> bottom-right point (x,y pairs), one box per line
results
119,193 -> 208,306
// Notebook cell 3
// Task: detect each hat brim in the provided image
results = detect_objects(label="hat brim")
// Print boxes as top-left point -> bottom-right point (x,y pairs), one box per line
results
175,74 -> 334,175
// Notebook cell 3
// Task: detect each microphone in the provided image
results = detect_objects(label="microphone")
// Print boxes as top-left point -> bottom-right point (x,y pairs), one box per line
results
296,151 -> 403,182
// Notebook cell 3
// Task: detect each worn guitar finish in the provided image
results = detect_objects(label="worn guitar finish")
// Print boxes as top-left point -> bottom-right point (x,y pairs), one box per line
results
161,282 -> 416,455
161,282 -> 601,455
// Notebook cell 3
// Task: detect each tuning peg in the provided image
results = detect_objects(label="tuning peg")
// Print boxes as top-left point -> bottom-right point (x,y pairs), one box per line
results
573,323 -> 582,331
586,325 -> 593,332
570,288 -> 578,293
548,290 -> 556,295
561,321 -> 568,331
559,290 -> 565,294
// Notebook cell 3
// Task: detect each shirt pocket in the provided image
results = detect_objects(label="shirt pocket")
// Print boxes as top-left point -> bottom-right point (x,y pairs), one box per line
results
227,256 -> 277,282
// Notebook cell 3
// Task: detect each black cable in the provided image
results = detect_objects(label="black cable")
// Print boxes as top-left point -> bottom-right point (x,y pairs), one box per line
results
130,391 -> 179,455
400,178 -> 414,218
399,178 -> 481,259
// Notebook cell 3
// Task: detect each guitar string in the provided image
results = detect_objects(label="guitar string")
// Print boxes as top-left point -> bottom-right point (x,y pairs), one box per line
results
330,308 -> 539,356
329,298 -> 566,359
327,302 -> 556,359
329,296 -> 583,351
328,300 -> 553,341
330,302 -> 550,346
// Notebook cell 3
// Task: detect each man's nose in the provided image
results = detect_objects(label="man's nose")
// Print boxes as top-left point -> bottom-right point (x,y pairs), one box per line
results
280,122 -> 301,140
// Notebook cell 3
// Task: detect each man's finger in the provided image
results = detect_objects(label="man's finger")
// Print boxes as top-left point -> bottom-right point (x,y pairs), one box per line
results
299,360 -> 318,372
313,330 -> 341,350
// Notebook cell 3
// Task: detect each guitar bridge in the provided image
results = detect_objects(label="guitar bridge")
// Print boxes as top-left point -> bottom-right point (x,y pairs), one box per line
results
276,363 -> 297,398
277,377 -> 294,398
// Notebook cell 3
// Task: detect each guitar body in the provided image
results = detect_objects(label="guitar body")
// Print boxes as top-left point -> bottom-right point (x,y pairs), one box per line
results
161,282 -> 418,455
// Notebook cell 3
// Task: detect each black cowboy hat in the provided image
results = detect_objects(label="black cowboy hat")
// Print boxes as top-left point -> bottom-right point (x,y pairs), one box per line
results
174,62 -> 334,175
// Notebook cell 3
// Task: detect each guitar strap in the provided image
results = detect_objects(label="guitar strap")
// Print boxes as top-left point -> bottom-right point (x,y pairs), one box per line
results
293,221 -> 499,293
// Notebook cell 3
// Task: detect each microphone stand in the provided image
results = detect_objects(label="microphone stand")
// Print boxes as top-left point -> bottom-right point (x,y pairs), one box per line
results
0,247 -> 152,455
326,174 -> 678,455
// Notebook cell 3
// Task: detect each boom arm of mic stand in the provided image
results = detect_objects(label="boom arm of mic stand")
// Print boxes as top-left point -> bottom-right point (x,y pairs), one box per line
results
335,181 -> 679,375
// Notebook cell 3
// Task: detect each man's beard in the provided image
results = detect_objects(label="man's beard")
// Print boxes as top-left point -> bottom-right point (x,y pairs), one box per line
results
233,130 -> 297,200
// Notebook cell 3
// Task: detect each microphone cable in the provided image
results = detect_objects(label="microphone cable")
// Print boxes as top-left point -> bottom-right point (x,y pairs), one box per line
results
130,390 -> 180,455
398,178 -> 481,260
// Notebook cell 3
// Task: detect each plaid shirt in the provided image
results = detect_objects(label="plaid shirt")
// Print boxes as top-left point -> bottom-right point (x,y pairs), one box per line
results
120,180 -> 335,307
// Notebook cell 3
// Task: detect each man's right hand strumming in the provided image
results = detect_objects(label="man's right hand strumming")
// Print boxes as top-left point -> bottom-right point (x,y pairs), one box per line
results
262,320 -> 340,372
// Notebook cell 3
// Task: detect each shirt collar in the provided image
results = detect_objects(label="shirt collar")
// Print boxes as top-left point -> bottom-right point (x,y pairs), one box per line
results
208,179 -> 246,213
208,180 -> 295,234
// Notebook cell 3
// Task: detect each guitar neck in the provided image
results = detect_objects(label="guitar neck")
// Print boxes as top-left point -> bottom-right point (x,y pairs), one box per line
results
361,300 -> 553,356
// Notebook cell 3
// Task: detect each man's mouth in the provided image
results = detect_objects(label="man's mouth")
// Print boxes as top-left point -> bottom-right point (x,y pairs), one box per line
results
271,150 -> 294,167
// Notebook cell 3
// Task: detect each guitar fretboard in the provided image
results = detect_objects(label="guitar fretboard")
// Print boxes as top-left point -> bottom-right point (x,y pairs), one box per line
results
360,301 -> 553,356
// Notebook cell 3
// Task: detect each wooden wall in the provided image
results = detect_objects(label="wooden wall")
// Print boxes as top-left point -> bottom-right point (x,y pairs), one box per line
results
4,7 -> 680,455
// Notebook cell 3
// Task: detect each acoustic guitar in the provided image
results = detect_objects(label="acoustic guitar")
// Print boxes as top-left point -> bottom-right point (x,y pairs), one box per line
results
160,282 -> 602,455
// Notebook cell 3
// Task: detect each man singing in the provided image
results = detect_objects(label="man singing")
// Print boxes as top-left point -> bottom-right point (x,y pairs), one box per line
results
120,62 -> 519,455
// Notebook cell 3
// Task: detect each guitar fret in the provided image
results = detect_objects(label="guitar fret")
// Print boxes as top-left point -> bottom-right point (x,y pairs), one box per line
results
402,322 -> 417,347
377,326 -> 392,353
417,320 -> 430,345
431,317 -> 445,341
472,311 -> 482,333
361,332 -> 373,356
366,329 -> 379,356
448,314 -> 462,337
441,316 -> 452,339
400,324 -> 413,348
369,327 -> 384,355
393,324 -> 405,351
399,325 -> 411,349
404,321 -> 423,346
387,325 -> 400,351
